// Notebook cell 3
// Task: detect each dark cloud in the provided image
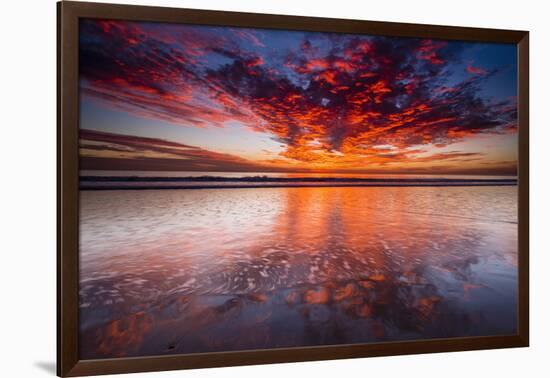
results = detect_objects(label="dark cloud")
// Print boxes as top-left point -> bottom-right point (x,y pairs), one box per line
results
80,129 -> 268,172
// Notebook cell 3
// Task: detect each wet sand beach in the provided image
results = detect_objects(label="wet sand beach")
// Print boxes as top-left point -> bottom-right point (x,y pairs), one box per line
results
79,185 -> 517,359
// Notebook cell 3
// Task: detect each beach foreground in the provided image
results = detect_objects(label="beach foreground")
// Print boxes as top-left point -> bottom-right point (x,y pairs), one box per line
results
79,186 -> 517,359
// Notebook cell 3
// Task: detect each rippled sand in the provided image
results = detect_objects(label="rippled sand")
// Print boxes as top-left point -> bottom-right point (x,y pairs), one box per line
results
79,186 -> 518,359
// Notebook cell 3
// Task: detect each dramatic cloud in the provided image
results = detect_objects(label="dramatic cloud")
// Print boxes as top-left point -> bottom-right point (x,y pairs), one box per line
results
79,19 -> 517,174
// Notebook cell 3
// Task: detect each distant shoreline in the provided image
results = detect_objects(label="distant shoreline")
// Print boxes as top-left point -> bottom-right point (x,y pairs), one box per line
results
80,176 -> 517,183
79,176 -> 517,191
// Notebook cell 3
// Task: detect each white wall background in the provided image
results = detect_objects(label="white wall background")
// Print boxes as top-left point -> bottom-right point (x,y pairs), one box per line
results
1,0 -> 548,376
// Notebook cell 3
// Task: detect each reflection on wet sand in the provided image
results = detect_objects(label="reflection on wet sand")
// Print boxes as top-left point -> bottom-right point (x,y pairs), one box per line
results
79,186 -> 517,359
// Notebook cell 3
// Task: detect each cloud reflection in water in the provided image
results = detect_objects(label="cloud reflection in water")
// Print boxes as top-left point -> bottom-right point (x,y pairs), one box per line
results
79,186 -> 517,358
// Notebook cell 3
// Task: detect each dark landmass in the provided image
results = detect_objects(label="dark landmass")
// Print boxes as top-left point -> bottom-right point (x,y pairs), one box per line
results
79,176 -> 517,190
80,176 -> 517,183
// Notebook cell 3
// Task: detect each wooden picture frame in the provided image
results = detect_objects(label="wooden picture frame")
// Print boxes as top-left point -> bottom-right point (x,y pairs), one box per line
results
58,1 -> 529,376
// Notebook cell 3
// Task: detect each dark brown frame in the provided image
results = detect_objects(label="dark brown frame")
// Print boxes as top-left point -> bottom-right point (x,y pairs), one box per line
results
57,1 -> 529,376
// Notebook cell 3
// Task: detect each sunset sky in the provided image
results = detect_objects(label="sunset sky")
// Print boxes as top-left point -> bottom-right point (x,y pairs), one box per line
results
79,19 -> 518,175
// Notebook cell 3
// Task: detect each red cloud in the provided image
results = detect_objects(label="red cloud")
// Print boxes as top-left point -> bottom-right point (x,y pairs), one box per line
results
416,39 -> 446,64
466,64 -> 488,75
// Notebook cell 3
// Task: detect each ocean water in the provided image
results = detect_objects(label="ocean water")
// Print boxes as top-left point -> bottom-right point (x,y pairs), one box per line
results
78,186 -> 518,359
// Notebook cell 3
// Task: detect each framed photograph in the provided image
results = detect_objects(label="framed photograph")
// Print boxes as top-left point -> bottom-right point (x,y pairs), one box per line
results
57,1 -> 529,376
